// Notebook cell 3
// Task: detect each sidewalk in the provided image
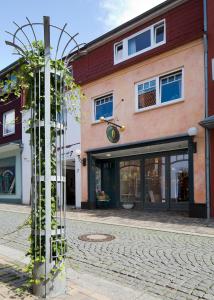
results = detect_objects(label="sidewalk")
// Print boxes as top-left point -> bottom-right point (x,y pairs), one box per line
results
0,203 -> 214,236
0,245 -> 159,300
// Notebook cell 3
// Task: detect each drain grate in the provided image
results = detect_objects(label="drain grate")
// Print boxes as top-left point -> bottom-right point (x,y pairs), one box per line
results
78,233 -> 115,242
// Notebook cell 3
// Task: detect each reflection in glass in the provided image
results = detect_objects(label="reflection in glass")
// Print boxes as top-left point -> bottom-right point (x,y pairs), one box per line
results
120,160 -> 140,203
170,154 -> 189,202
0,157 -> 16,194
145,157 -> 166,204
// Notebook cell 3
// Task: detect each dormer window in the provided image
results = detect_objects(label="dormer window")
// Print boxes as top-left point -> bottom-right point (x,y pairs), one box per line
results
114,20 -> 166,64
114,42 -> 123,62
154,22 -> 165,44
128,29 -> 151,56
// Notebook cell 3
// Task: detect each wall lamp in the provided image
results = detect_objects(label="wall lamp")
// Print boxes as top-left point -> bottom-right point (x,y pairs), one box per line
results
75,149 -> 87,166
99,116 -> 125,132
187,127 -> 198,136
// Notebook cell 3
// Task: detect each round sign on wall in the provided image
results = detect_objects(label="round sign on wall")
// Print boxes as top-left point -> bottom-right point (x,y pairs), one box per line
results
106,125 -> 120,143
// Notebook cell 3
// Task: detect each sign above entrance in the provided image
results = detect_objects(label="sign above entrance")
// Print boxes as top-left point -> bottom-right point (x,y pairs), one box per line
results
106,125 -> 120,143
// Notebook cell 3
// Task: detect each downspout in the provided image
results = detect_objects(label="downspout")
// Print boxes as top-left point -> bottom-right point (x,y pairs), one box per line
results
203,0 -> 211,219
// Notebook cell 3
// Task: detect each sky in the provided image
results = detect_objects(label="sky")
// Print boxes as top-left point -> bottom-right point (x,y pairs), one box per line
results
0,0 -> 165,70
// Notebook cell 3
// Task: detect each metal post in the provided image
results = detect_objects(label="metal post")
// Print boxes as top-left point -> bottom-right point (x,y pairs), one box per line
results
44,16 -> 52,292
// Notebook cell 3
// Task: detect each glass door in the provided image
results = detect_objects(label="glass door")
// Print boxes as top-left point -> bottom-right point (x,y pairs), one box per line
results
144,156 -> 167,209
120,160 -> 141,206
170,153 -> 189,210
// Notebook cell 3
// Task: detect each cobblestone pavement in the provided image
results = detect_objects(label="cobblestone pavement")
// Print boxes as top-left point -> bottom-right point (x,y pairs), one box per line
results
0,257 -> 35,300
1,203 -> 214,235
0,211 -> 214,300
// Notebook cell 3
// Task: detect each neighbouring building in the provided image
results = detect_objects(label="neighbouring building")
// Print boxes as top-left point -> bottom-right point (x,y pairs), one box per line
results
0,62 -> 82,208
199,0 -> 214,218
72,0 -> 209,217
0,62 -> 23,203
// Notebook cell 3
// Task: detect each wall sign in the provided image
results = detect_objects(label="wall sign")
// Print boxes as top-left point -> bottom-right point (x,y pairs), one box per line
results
106,125 -> 120,143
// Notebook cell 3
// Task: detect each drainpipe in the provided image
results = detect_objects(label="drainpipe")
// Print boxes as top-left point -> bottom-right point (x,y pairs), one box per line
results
203,0 -> 211,219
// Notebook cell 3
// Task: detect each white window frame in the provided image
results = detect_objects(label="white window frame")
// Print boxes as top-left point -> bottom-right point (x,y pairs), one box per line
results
114,19 -> 166,65
92,92 -> 114,123
3,109 -> 15,137
135,68 -> 184,113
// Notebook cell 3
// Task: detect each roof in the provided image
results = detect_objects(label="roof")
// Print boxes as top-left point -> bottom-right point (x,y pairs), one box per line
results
75,0 -> 187,54
0,59 -> 20,78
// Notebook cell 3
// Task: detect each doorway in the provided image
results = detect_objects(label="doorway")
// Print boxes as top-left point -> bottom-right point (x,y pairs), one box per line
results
66,168 -> 75,206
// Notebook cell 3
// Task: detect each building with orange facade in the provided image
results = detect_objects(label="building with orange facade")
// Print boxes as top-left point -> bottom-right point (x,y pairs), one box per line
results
71,0 -> 210,217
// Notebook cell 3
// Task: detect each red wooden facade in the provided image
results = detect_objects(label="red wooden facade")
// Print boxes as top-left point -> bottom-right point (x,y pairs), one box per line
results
0,95 -> 22,145
72,0 -> 203,85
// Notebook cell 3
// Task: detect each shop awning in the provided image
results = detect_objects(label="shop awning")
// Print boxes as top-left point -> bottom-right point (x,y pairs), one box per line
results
199,115 -> 214,129
0,141 -> 22,154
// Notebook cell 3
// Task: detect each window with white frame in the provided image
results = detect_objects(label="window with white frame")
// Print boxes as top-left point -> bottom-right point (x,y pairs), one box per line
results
138,79 -> 156,109
3,110 -> 15,136
94,94 -> 113,121
114,20 -> 165,64
160,71 -> 182,103
136,70 -> 183,111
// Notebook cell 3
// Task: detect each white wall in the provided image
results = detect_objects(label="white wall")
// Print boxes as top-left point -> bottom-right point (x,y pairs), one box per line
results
21,110 -> 31,205
21,99 -> 82,208
65,101 -> 81,208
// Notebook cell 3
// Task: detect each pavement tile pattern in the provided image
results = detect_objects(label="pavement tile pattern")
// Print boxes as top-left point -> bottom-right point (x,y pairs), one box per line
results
0,210 -> 214,299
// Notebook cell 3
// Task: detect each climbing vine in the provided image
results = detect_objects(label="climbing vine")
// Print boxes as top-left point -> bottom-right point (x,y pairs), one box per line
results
0,40 -> 83,288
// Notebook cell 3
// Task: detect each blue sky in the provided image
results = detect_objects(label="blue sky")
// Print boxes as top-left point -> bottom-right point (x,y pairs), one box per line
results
0,0 -> 165,70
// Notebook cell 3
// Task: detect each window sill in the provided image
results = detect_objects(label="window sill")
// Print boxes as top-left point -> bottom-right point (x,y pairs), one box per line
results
3,131 -> 15,137
135,98 -> 184,114
91,117 -> 114,125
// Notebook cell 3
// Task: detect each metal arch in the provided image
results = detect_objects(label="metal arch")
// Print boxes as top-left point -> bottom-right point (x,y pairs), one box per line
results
60,32 -> 79,61
64,43 -> 87,66
7,19 -> 84,62
5,41 -> 26,58
13,21 -> 34,52
55,23 -> 67,61
5,31 -> 29,53
26,17 -> 38,46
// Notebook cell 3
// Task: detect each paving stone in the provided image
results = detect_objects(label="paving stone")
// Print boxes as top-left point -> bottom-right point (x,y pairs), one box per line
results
0,210 -> 214,299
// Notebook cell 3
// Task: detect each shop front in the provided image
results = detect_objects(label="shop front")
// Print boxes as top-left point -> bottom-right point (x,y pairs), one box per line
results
0,142 -> 22,203
87,135 -> 195,214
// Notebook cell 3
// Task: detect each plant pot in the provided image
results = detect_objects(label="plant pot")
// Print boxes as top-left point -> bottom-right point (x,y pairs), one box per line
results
32,261 -> 66,298
96,199 -> 110,209
122,203 -> 134,209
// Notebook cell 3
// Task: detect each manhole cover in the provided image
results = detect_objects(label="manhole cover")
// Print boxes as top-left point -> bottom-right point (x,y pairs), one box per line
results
78,233 -> 115,242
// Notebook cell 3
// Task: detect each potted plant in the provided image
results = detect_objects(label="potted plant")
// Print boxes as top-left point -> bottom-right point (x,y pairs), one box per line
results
96,190 -> 110,208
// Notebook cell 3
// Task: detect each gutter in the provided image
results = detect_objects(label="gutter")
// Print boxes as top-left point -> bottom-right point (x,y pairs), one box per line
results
203,0 -> 211,219
71,0 -> 187,56
0,59 -> 20,77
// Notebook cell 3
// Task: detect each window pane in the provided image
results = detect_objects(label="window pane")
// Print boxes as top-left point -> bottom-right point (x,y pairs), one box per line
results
120,160 -> 141,203
138,80 -> 156,109
155,24 -> 164,43
115,43 -> 123,61
95,95 -> 113,120
0,157 -> 16,194
161,72 -> 182,103
128,30 -> 151,55
145,157 -> 166,204
170,155 -> 189,202
3,110 -> 15,135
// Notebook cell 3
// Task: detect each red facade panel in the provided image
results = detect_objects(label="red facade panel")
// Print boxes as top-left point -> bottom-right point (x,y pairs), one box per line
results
72,0 -> 203,85
0,95 -> 22,145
